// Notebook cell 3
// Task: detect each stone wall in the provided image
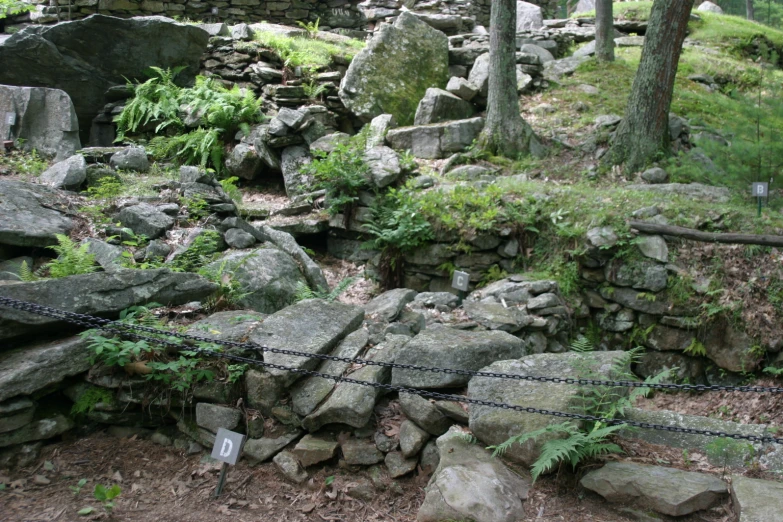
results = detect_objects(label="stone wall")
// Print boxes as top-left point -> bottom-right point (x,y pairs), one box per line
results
8,0 -> 560,33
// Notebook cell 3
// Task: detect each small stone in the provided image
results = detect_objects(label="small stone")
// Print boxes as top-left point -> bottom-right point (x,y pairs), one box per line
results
375,431 -> 398,453
637,235 -> 669,263
399,420 -> 429,458
224,228 -> 256,249
641,167 -> 669,184
151,432 -> 173,446
420,440 -> 439,472
273,451 -> 308,483
385,452 -> 418,478
341,439 -> 384,465
292,435 -> 338,467
33,475 -> 51,485
110,147 -> 149,172
195,403 -> 242,434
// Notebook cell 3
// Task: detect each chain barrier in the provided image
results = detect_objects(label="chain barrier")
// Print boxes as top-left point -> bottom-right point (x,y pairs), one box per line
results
2,295 -> 783,445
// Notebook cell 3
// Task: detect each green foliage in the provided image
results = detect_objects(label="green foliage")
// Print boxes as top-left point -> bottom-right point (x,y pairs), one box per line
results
70,478 -> 88,497
0,0 -> 33,18
363,185 -> 434,254
93,483 -> 121,513
296,17 -> 320,38
705,437 -> 755,476
684,339 -> 707,357
226,364 -> 249,384
70,387 -> 115,416
116,68 -> 263,172
304,141 -> 370,216
253,29 -> 363,68
37,234 -> 98,279
198,256 -> 252,311
294,276 -> 357,303
170,231 -> 221,273
0,149 -> 49,177
490,422 -> 626,482
477,265 -> 508,288
220,176 -> 243,205
569,335 -> 594,353
302,79 -> 328,101
181,194 -> 211,221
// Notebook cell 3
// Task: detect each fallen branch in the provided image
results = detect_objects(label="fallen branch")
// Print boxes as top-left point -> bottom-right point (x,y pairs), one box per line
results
629,221 -> 783,247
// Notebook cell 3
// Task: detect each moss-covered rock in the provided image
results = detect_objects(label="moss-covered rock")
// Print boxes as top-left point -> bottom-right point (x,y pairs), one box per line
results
339,12 -> 448,125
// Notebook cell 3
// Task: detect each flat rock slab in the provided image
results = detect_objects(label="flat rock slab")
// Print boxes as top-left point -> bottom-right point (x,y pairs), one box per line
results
468,351 -> 626,466
249,299 -> 364,388
0,269 -> 218,343
581,462 -> 727,516
0,180 -> 74,248
417,426 -> 530,522
391,326 -> 525,389
626,182 -> 730,203
731,475 -> 783,522
386,117 -> 485,159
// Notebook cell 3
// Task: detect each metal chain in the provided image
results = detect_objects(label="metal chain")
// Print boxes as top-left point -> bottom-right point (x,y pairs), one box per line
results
3,295 -> 783,395
1,295 -> 782,444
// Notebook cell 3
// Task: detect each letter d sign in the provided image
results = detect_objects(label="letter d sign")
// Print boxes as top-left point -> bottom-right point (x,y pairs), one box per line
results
211,428 -> 244,465
219,438 -> 232,457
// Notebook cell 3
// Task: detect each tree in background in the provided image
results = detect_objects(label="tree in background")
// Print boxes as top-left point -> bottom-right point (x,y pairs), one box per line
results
477,0 -> 540,158
607,0 -> 696,172
747,0 -> 756,19
595,0 -> 615,62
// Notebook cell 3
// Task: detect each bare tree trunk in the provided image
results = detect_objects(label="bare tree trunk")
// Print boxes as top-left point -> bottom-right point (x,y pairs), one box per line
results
595,0 -> 615,62
606,0 -> 695,173
477,0 -> 539,158
746,0 -> 755,20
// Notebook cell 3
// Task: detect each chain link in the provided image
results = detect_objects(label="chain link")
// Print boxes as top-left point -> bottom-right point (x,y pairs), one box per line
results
2,295 -> 783,445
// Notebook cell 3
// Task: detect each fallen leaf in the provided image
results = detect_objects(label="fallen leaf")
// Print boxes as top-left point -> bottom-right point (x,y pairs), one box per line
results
77,507 -> 94,516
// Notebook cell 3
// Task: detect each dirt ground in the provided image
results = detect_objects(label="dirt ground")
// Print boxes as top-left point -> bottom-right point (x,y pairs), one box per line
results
0,427 -> 742,522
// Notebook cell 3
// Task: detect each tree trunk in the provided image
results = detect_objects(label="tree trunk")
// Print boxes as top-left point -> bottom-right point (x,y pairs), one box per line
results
595,0 -> 615,62
607,0 -> 695,173
746,0 -> 755,20
477,0 -> 539,158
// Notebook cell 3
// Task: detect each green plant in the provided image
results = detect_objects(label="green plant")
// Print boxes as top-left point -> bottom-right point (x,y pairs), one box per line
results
93,483 -> 122,513
683,339 -> 707,357
226,364 -> 249,384
219,176 -> 243,205
0,0 -> 33,19
70,479 -> 88,496
302,79 -> 328,101
115,66 -> 185,141
477,265 -> 508,288
682,449 -> 692,468
0,149 -> 49,177
303,142 -> 370,217
71,387 -> 115,416
20,235 -> 98,281
149,127 -> 225,173
705,437 -> 755,477
294,276 -> 357,302
570,335 -> 595,353
170,231 -> 221,273
490,422 -> 626,482
198,256 -> 252,311
181,194 -> 210,221
296,17 -> 320,38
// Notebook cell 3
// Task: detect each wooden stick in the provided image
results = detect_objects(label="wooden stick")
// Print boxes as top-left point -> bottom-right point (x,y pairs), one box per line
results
629,221 -> 783,247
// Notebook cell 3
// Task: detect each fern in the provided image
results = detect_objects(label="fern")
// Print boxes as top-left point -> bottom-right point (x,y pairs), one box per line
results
44,235 -> 98,278
115,66 -> 186,141
149,128 -> 224,172
490,422 -> 625,482
294,277 -> 357,303
569,335 -> 595,353
302,80 -> 328,101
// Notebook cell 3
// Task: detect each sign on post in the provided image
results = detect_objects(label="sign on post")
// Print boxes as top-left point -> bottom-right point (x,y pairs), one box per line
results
211,428 -> 245,465
752,182 -> 769,218
5,113 -> 16,126
451,270 -> 470,292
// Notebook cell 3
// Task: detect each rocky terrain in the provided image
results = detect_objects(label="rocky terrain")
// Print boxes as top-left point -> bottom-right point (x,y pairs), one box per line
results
2,1 -> 783,520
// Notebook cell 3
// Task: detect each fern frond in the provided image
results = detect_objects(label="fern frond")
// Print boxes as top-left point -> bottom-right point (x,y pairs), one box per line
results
294,281 -> 317,302
570,335 -> 595,353
327,276 -> 357,301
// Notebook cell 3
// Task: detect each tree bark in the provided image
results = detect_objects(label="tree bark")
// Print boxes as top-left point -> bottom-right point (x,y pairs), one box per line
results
595,0 -> 615,62
746,0 -> 755,20
630,221 -> 783,247
606,0 -> 695,173
477,0 -> 539,158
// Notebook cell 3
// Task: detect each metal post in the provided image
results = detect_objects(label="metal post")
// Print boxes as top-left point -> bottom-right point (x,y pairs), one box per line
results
213,462 -> 229,498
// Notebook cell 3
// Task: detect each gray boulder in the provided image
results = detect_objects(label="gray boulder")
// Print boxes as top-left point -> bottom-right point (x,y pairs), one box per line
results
463,301 -> 532,333
0,397 -> 35,434
82,238 -> 124,272
0,337 -> 91,401
0,414 -> 74,448
467,52 -> 490,97
302,335 -> 407,431
386,117 -> 485,159
205,247 -> 307,314
385,451 -> 418,477
109,147 -> 149,172
414,88 -> 475,125
273,451 -> 308,483
516,1 -> 544,31
581,462 -> 727,516
400,419 -> 430,457
636,235 -> 668,262
39,154 -> 87,190
309,132 -> 350,155
417,426 -> 530,522
365,114 -> 397,149
0,269 -> 218,342
731,475 -> 783,522
195,403 -> 242,434
225,142 -> 262,180
399,392 -> 451,435
573,0 -> 595,15
604,258 -> 668,292
249,299 -> 365,391
116,203 -> 175,240
0,15 -> 209,140
519,43 -> 554,63
291,435 -> 339,467
641,167 -> 669,184
0,180 -> 74,247
341,439 -> 384,465
697,1 -> 724,14
573,40 -> 597,58
198,23 -> 229,36
543,56 -> 590,81
391,326 -> 526,388
468,352 -> 626,465
290,329 -> 368,417
243,428 -> 302,462
446,77 -> 479,101
280,145 -> 312,197
364,288 -> 417,322
339,12 -> 449,125
0,85 -> 80,161
224,228 -> 256,249
363,146 -> 403,188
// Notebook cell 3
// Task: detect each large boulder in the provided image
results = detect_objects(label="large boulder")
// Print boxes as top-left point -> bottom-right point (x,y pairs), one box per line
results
0,337 -> 91,401
731,475 -> 783,522
339,12 -> 449,126
280,145 -> 312,197
0,15 -> 209,141
39,154 -> 87,190
0,180 -> 74,247
385,117 -> 485,159
0,85 -> 80,161
116,203 -> 175,240
204,246 -> 308,314
697,1 -> 724,14
581,462 -> 727,516
417,426 -> 530,522
413,88 -> 475,126
516,1 -> 544,31
468,351 -> 626,466
391,326 -> 526,389
0,269 -> 218,343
